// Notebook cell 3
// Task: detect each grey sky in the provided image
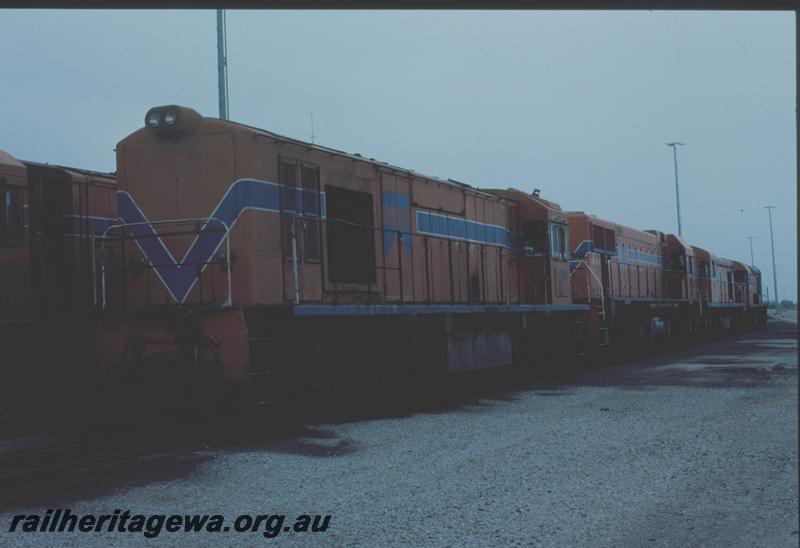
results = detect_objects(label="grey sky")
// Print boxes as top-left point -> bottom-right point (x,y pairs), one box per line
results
1,9 -> 795,300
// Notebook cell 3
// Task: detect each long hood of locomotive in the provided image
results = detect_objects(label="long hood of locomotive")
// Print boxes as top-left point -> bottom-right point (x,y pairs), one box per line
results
113,112 -> 541,311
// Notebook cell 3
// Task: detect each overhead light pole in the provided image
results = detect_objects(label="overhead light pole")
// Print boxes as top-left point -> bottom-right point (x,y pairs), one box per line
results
747,236 -> 755,267
666,142 -> 685,237
216,9 -> 229,120
765,206 -> 778,309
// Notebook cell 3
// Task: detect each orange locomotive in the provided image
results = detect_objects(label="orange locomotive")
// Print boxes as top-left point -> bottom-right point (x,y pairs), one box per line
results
0,150 -> 117,325
691,246 -> 767,329
566,211 -> 767,346
93,105 -> 767,405
0,148 -> 117,413
94,105 -> 587,402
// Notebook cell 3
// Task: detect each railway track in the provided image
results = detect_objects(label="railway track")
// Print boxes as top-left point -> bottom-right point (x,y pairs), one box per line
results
0,426 -> 210,489
0,325 -> 770,491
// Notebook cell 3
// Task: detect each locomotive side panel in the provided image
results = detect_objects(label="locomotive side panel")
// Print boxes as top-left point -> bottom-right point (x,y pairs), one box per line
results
691,245 -> 712,304
567,213 -> 605,302
379,169 -> 414,302
243,141 -> 283,305
711,257 -> 735,304
116,111 -> 521,310
66,170 -> 118,314
614,226 -> 662,301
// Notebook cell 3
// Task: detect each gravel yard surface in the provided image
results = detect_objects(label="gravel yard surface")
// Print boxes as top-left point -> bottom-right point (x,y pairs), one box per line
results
2,313 -> 796,547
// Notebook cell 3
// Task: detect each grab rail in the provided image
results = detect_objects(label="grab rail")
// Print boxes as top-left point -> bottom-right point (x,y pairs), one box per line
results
96,217 -> 233,310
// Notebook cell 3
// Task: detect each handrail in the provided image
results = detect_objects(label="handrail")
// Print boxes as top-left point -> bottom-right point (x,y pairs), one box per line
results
93,211 -> 761,312
570,259 -> 606,323
593,256 -> 756,305
97,217 -> 233,309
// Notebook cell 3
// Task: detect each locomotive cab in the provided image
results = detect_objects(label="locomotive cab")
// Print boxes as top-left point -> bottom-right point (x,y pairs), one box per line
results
482,188 -> 570,305
690,245 -> 712,305
731,261 -> 755,305
664,233 -> 696,301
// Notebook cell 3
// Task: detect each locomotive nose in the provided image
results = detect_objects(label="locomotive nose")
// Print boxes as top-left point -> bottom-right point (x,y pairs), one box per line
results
144,105 -> 202,137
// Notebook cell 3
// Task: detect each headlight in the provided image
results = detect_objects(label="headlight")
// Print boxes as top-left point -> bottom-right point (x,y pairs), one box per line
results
144,105 -> 203,136
146,110 -> 161,127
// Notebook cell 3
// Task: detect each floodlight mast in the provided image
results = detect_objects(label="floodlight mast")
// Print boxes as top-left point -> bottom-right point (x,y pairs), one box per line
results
765,205 -> 779,309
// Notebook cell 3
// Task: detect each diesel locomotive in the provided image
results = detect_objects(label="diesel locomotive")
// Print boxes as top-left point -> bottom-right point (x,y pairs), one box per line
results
89,105 -> 767,406
0,149 -> 117,413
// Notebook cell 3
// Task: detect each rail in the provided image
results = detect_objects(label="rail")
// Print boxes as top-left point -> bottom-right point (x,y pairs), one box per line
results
88,210 -> 762,311
570,255 -> 758,306
569,259 -> 606,323
95,217 -> 233,310
283,213 -> 518,306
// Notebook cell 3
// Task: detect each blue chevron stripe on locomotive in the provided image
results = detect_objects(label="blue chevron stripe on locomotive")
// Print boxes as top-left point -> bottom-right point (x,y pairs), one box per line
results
569,240 -> 593,272
116,178 -> 323,304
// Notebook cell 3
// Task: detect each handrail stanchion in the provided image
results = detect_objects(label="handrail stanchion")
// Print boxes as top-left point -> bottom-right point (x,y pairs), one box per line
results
291,214 -> 300,305
90,233 -> 97,308
480,243 -> 486,304
196,221 -> 204,302
224,224 -> 232,306
498,247 -> 504,304
516,246 -> 522,304
448,239 -> 455,303
366,222 -> 373,304
423,235 -> 430,303
464,241 -> 470,303
100,238 -> 107,311
570,259 -> 606,325
397,228 -> 404,303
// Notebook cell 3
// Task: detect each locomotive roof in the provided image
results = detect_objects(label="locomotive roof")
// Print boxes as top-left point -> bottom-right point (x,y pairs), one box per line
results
0,148 -> 27,178
667,233 -> 696,255
22,160 -> 117,184
692,245 -> 743,268
213,115 -> 509,202
669,234 -> 691,248
731,260 -> 761,275
566,210 -> 658,241
482,187 -> 563,211
528,194 -> 562,211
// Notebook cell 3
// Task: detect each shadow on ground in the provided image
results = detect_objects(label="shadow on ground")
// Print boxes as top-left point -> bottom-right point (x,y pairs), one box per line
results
1,317 -> 795,513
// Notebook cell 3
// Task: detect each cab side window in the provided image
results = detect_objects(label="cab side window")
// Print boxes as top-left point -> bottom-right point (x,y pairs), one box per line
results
549,221 -> 568,261
521,220 -> 547,254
